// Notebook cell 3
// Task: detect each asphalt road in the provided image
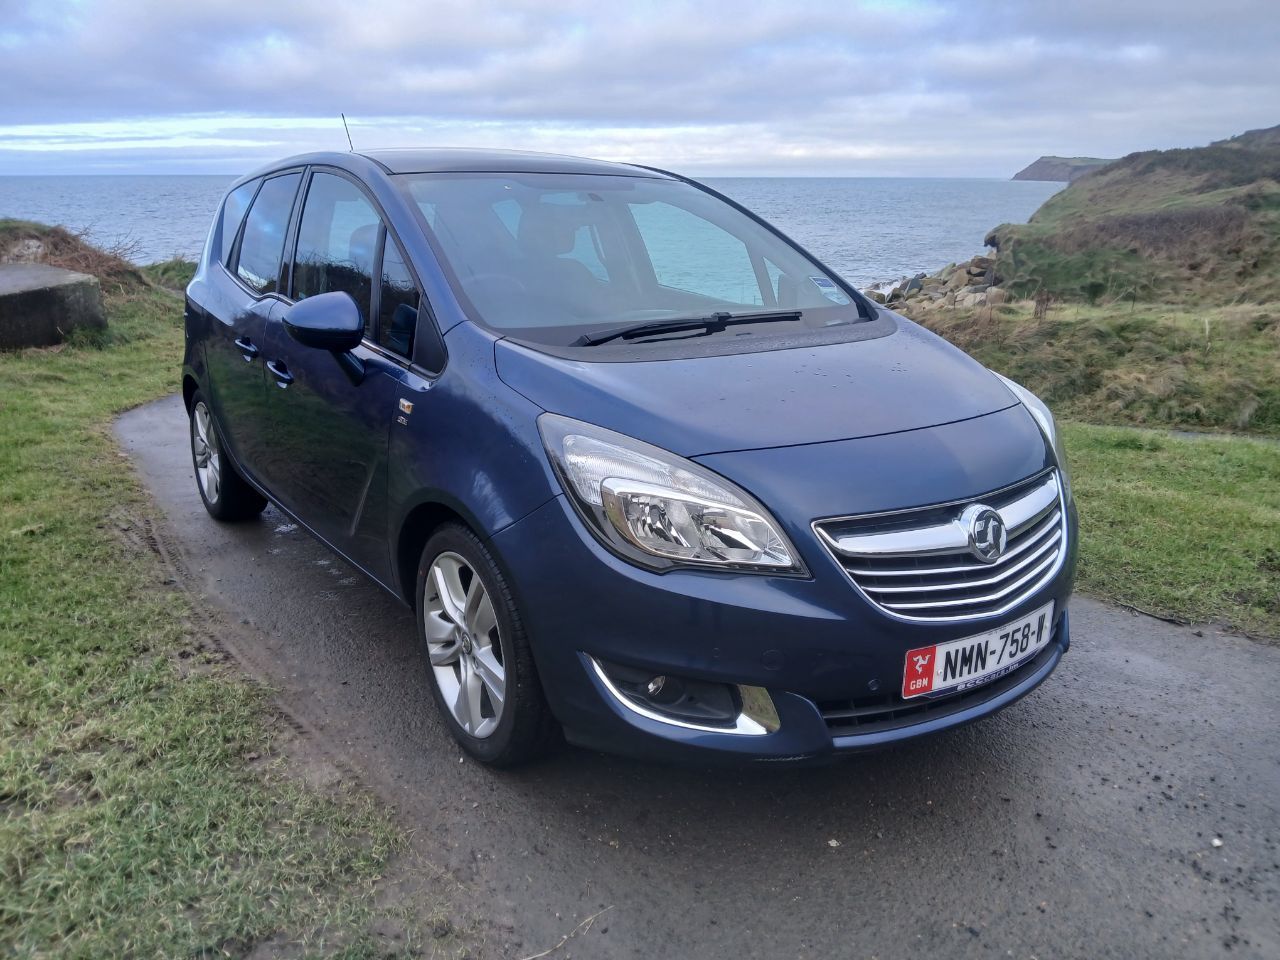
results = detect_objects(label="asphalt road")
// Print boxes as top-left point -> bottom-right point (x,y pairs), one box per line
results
117,395 -> 1279,960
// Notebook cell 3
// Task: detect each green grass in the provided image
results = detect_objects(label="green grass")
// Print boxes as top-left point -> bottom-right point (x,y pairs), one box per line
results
0,288 -> 466,957
915,301 -> 1280,434
1065,423 -> 1280,639
141,258 -> 196,292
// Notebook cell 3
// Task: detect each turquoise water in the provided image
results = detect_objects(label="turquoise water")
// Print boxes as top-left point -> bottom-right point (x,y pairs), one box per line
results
0,174 -> 1060,287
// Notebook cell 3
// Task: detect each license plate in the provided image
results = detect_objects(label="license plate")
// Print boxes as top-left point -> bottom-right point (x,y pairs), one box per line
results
901,601 -> 1055,700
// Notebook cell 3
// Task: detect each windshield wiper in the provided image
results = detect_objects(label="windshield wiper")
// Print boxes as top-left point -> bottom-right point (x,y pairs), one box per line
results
572,309 -> 804,347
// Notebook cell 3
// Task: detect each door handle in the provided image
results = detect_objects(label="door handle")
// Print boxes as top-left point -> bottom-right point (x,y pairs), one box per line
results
233,336 -> 259,360
265,359 -> 293,388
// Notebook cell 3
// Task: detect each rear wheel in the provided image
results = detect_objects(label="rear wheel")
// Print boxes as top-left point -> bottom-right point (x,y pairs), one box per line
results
416,524 -> 557,766
189,391 -> 267,521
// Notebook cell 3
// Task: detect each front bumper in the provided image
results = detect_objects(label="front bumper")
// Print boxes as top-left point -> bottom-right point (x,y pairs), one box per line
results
492,493 -> 1077,764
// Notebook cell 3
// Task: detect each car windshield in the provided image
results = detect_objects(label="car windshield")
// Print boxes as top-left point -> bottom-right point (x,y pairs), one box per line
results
397,172 -> 864,346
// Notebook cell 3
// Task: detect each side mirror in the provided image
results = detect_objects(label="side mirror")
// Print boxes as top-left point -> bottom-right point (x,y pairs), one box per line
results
282,291 -> 364,353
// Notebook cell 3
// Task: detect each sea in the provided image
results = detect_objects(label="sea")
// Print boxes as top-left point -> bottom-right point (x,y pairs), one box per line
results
0,174 -> 1061,289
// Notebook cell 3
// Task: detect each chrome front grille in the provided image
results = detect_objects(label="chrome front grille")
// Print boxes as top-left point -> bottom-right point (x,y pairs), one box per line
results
813,470 -> 1066,622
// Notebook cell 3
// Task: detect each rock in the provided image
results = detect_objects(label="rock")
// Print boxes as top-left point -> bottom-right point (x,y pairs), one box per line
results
0,264 -> 105,350
986,287 -> 1009,306
904,275 -> 924,294
960,284 -> 990,295
865,290 -> 886,304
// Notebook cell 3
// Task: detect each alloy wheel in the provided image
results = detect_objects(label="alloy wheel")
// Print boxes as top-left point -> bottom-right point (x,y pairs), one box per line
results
192,402 -> 221,504
423,551 -> 506,739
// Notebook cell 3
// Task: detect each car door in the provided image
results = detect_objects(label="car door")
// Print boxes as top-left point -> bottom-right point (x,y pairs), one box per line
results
203,171 -> 302,483
259,169 -> 408,579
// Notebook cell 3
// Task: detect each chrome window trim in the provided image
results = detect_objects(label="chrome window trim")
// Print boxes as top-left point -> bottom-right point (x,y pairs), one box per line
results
812,470 -> 1069,625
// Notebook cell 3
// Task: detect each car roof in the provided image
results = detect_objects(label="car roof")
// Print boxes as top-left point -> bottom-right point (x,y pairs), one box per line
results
359,147 -> 673,178
237,148 -> 674,184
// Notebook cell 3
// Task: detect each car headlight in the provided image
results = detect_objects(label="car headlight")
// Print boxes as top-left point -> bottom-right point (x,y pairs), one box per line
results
995,373 -> 1072,501
538,413 -> 805,574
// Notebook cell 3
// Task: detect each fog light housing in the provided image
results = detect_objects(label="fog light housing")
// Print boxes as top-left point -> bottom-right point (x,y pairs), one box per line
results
589,658 -> 780,736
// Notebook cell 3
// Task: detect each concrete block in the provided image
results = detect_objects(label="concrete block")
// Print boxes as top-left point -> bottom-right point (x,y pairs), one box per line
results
0,263 -> 106,350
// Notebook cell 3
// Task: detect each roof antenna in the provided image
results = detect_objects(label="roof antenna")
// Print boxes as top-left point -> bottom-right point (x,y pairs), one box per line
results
340,113 -> 354,151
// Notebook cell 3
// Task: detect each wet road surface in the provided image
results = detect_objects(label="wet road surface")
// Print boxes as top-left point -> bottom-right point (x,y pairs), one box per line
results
118,395 -> 1280,959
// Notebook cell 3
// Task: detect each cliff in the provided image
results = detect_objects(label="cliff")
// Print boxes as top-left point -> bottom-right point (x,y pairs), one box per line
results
1012,156 -> 1115,182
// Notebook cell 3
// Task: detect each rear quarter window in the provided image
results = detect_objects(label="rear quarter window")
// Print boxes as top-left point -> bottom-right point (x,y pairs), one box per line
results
216,179 -> 259,267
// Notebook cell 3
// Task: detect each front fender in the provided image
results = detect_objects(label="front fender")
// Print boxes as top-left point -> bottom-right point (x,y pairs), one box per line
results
385,322 -> 557,593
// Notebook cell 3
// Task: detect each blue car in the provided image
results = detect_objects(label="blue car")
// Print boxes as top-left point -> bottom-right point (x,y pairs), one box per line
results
182,149 -> 1077,766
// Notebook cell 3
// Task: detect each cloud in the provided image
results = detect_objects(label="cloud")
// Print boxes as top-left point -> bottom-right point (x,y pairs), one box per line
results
1,0 -> 1277,174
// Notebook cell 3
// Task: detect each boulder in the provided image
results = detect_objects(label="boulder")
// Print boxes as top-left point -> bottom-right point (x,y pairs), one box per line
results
986,287 -> 1009,306
0,264 -> 105,350
864,289 -> 887,304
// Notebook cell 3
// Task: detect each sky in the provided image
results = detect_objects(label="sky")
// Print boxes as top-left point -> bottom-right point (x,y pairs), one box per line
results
1,0 -> 1278,177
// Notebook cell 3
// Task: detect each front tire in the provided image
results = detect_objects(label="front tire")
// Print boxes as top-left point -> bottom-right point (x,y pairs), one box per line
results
189,391 -> 267,522
416,523 -> 557,766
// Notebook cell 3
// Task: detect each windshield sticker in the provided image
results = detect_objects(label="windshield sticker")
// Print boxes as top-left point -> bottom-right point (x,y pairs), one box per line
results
810,276 -> 851,304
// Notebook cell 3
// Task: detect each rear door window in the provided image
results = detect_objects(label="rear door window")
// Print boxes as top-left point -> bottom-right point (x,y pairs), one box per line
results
235,172 -> 301,295
291,172 -> 382,332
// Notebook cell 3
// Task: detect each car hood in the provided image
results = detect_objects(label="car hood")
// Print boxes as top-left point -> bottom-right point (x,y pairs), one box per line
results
494,316 -> 1018,457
